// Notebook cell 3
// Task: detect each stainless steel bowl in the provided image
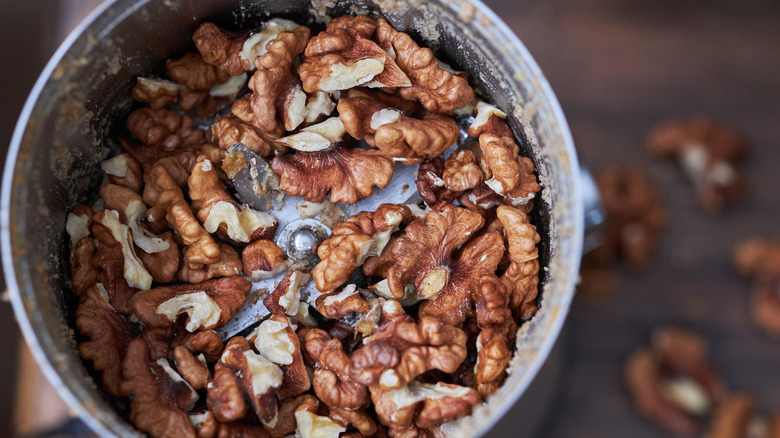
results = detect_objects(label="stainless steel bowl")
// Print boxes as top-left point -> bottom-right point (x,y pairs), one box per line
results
1,0 -> 583,436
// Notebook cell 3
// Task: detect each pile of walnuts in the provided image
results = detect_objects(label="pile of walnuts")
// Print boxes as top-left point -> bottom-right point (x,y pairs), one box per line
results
67,14 -> 542,438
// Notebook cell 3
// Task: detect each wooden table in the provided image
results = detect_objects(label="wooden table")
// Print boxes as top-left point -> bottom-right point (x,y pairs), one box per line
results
482,0 -> 780,436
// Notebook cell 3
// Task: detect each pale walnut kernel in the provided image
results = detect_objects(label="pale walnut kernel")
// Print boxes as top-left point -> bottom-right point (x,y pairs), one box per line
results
93,209 -> 153,291
467,101 -> 513,138
250,314 -> 311,399
101,153 -> 144,194
132,76 -> 182,109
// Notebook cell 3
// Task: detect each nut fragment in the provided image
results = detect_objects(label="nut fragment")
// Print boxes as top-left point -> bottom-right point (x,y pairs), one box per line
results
76,285 -> 141,398
242,239 -> 289,281
121,338 -> 198,438
174,345 -> 210,390
262,394 -> 319,438
263,271 -> 311,317
328,407 -> 378,437
416,158 -> 460,210
371,380 -> 480,431
625,327 -> 725,437
442,149 -> 483,192
127,108 -> 206,151
132,276 -> 251,332
137,231 -> 181,284
101,153 -> 144,193
313,203 -> 412,293
647,116 -> 748,211
93,208 -> 153,290
174,330 -> 225,363
276,117 -> 346,152
178,242 -> 243,283
466,101 -> 513,138
167,52 -> 231,91
270,145 -> 394,204
71,236 -> 98,297
248,27 -> 310,132
375,19 -> 474,113
593,166 -> 667,270
315,284 -> 369,319
734,238 -> 780,337
496,205 -> 542,320
132,76 -> 182,109
250,314 -> 311,398
211,114 -> 281,158
207,336 -> 282,423
304,329 -> 369,409
707,394 -> 756,438
295,410 -> 346,438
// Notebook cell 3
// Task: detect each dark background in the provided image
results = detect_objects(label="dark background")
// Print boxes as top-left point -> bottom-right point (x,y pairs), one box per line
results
1,0 -> 779,436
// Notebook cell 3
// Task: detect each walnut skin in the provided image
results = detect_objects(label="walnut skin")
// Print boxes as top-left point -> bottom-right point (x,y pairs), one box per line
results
313,203 -> 412,293
121,338 -> 198,438
474,327 -> 512,397
338,88 -> 419,139
350,300 -> 468,390
249,314 -> 311,399
127,108 -> 206,151
174,330 -> 225,363
263,271 -> 311,317
131,276 -> 251,332
594,166 -> 667,270
329,407 -> 378,437
416,158 -> 460,210
443,149 -> 483,192
263,394 -> 319,438
76,285 -> 141,398
248,27 -> 310,132
304,329 -> 369,410
191,411 -> 270,438
270,145 -> 394,204
496,205 -> 542,320
625,327 -> 726,437
208,336 -> 282,424
178,242 -> 242,284
646,115 -> 748,211
167,52 -> 231,91
173,345 -> 210,390
101,152 -> 144,193
242,239 -> 289,281
144,163 -> 221,267
375,19 -> 474,114
193,22 -> 248,76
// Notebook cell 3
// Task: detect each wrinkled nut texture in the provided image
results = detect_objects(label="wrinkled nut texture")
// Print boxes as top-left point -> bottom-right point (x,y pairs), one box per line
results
208,336 -> 282,423
175,330 -> 225,363
167,52 -> 231,91
497,205 -> 541,320
249,27 -> 310,132
211,114 -> 280,159
193,22 -> 248,76
71,236 -> 98,297
242,239 -> 289,281
314,203 -> 412,293
179,242 -> 242,284
132,276 -> 250,332
375,19 -> 474,114
733,238 -> 780,279
350,300 -> 468,390
261,394 -> 318,438
416,158 -> 460,210
277,117 -> 346,152
371,381 -> 480,430
102,153 -> 144,193
295,411 -> 346,438
190,411 -> 270,438
263,271 -> 310,317
76,285 -> 141,398
94,209 -> 153,290
443,149 -> 483,192
174,345 -> 210,390
91,213 -> 142,315
304,329 -> 369,410
328,407 -> 378,437
316,284 -> 369,319
474,327 -> 512,397
478,133 -> 521,196
271,145 -> 393,204
337,88 -> 419,140
132,76 -> 182,109
646,116 -> 747,210
121,338 -> 198,438
467,101 -> 513,138
595,166 -> 667,270
250,314 -> 311,399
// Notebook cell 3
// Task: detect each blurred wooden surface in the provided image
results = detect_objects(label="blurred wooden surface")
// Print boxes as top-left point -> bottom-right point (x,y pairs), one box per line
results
483,0 -> 780,436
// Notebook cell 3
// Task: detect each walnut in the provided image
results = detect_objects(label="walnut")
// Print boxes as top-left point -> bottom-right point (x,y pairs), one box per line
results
91,217 -> 138,316
248,27 -> 310,132
263,271 -> 311,318
733,238 -> 780,335
270,145 -> 394,204
174,330 -> 225,363
304,91 -> 336,124
304,329 -> 369,409
477,133 -> 521,195
249,314 -> 311,399
76,284 -> 141,398
337,88 -> 458,163
466,101 -> 513,138
132,76 -> 182,109
71,237 -> 98,297
315,284 -> 369,319
442,149 -> 483,192
211,114 -> 282,159
242,239 -> 289,281
707,394 -> 756,438
93,208 -> 152,292
294,411 -> 347,438
313,203 -> 412,293
496,205 -> 542,320
173,345 -> 210,390
189,155 -> 278,244
132,276 -> 251,332
144,163 -> 222,267
416,158 -> 460,210
364,205 -> 504,326
99,184 -> 173,255
594,166 -> 667,270
474,327 -> 512,398
350,300 -> 467,390
375,19 -> 475,114
647,116 -> 748,210
178,242 -> 243,283
66,204 -> 94,247
167,52 -> 231,91
262,394 -> 319,438
625,327 -> 726,437
127,108 -> 206,150
137,231 -> 181,284
328,407 -> 378,437
121,338 -> 198,438
371,381 -> 480,431
122,138 -> 200,190
276,117 -> 346,152
207,336 -> 282,423
299,20 -> 409,92
190,411 -> 270,438
101,153 -> 144,193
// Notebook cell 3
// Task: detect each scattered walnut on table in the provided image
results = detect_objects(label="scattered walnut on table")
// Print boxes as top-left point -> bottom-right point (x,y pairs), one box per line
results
625,327 -> 726,437
734,237 -> 780,336
646,115 -> 748,211
593,166 -> 667,270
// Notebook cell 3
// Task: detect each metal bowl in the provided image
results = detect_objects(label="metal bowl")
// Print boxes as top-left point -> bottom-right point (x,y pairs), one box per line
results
1,0 -> 583,436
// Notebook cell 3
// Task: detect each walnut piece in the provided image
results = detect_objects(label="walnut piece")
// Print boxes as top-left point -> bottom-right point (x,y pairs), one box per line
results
594,166 -> 667,270
249,314 -> 311,399
375,19 -> 474,114
174,330 -> 225,363
137,231 -> 181,284
270,145 -> 394,204
276,117 -> 346,152
211,114 -> 281,159
248,27 -> 310,132
304,329 -> 369,410
646,116 -> 748,211
173,345 -> 210,390
442,149 -> 483,192
350,300 -> 468,390
466,101 -> 513,138
625,327 -> 725,437
707,394 -> 756,438
242,239 -> 289,281
121,338 -> 198,438
263,271 -> 311,318
167,52 -> 231,91
178,242 -> 242,284
132,76 -> 182,109
416,158 -> 460,210
101,152 -> 144,193
93,208 -> 153,290
734,239 -> 780,337
313,203 -> 412,293
315,284 -> 369,319
132,276 -> 251,332
496,205 -> 542,320
71,236 -> 98,297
